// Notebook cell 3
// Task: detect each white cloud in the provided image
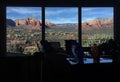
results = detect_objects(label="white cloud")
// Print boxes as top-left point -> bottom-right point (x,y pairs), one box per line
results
82,8 -> 94,12
45,8 -> 78,16
47,16 -> 78,24
7,7 -> 41,14
82,7 -> 113,23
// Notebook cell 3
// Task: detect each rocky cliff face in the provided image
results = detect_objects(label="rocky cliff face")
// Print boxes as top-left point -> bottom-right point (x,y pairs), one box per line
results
82,18 -> 113,30
15,17 -> 42,30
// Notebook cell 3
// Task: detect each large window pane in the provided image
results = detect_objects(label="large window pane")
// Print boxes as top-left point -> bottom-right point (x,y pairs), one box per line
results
82,7 -> 114,47
82,7 -> 113,63
45,7 -> 78,49
6,7 -> 42,56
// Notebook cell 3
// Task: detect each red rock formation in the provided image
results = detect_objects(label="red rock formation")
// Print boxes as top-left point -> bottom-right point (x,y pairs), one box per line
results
14,17 -> 55,30
15,17 -> 42,30
9,17 -> 113,30
82,18 -> 113,30
27,17 -> 42,30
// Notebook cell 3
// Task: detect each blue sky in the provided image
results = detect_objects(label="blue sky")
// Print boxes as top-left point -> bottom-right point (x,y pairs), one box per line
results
6,7 -> 42,20
6,7 -> 113,24
45,7 -> 78,24
82,7 -> 113,22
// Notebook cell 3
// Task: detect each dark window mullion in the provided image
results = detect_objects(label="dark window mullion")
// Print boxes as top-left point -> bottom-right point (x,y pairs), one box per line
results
42,7 -> 45,41
114,6 -> 119,41
78,7 -> 82,46
1,4 -> 6,56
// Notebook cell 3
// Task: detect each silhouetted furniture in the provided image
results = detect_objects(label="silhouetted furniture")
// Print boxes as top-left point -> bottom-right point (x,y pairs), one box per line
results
65,40 -> 77,57
49,42 -> 61,49
43,53 -> 72,82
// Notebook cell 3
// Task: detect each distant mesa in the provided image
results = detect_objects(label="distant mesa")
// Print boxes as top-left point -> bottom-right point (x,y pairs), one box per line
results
45,20 -> 55,27
6,19 -> 16,27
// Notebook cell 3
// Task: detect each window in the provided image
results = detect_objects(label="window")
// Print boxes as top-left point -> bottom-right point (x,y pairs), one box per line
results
5,6 -> 113,63
81,7 -> 113,63
6,7 -> 42,56
45,7 -> 78,49
82,7 -> 114,47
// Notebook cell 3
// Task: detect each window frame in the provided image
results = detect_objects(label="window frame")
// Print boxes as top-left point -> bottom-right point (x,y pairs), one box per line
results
1,0 -> 117,58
